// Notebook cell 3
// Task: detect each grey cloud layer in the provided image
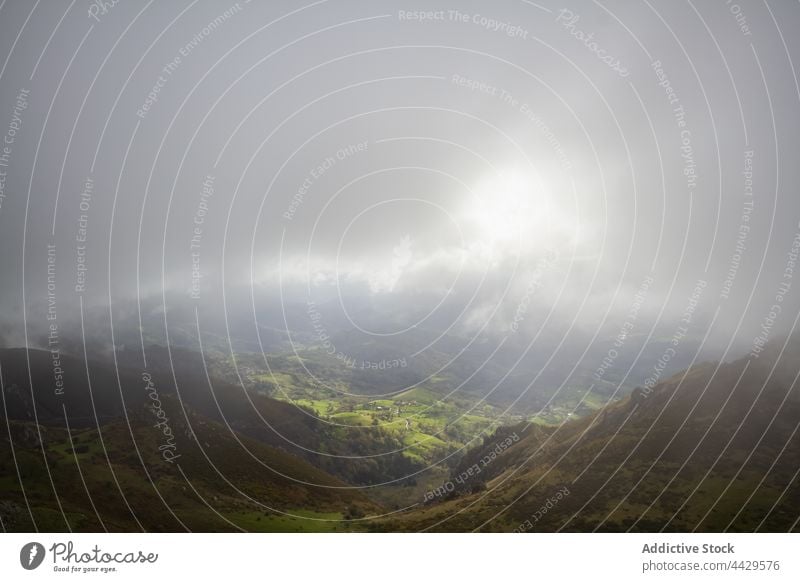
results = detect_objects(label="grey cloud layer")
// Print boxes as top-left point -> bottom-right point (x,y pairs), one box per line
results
0,0 -> 798,359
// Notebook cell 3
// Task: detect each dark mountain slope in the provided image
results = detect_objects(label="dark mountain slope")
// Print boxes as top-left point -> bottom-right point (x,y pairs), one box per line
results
0,392 -> 379,532
0,346 -> 421,492
382,337 -> 800,532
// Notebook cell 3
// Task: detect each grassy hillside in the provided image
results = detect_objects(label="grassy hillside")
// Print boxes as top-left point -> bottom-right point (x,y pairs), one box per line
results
377,338 -> 800,532
0,394 -> 378,532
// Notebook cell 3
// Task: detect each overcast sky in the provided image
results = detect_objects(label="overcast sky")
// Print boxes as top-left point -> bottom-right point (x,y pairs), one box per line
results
1,0 -> 799,364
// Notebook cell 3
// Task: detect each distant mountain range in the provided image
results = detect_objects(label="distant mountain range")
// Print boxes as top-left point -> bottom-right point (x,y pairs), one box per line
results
2,334 -> 798,531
